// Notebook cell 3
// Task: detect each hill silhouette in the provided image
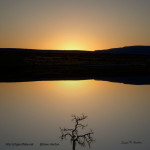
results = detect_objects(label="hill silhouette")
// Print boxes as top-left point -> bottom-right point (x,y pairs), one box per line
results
95,46 -> 150,55
0,48 -> 91,54
1,46 -> 150,54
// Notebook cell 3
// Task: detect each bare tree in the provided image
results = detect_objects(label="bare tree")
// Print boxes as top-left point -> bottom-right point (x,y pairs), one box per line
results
60,114 -> 94,150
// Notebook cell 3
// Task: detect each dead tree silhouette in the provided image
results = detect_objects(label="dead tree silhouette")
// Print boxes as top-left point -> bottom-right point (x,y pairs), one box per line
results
60,114 -> 94,150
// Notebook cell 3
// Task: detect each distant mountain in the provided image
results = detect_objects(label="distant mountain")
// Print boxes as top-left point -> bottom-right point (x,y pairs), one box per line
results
95,46 -> 150,55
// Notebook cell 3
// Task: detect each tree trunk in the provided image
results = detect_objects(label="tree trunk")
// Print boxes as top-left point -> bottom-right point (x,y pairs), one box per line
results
72,141 -> 76,150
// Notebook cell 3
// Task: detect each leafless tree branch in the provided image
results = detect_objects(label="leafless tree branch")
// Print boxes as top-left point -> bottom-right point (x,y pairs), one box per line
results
60,115 -> 95,150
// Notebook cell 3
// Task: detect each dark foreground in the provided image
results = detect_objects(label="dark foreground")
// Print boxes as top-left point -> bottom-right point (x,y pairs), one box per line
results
0,47 -> 150,84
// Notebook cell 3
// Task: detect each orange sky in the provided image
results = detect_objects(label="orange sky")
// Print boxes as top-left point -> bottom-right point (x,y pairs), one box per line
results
0,0 -> 150,50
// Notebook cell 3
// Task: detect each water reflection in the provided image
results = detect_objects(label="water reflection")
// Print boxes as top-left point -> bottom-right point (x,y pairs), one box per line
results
0,80 -> 150,150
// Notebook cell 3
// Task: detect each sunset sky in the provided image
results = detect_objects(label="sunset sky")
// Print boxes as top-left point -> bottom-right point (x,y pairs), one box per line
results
0,0 -> 150,50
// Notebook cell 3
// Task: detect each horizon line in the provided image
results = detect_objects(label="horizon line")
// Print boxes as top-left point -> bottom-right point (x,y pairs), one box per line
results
0,45 -> 150,51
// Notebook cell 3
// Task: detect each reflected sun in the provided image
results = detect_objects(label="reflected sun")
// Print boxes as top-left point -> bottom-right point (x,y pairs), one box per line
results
54,80 -> 92,95
58,81 -> 84,89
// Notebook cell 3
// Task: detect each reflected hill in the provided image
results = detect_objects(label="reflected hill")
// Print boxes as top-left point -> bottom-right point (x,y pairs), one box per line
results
95,76 -> 150,85
0,65 -> 150,85
0,46 -> 150,84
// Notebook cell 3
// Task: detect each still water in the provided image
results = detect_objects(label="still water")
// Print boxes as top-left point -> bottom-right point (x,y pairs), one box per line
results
0,80 -> 150,150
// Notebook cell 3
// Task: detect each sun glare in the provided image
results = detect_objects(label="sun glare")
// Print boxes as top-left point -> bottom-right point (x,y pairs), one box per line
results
59,42 -> 86,50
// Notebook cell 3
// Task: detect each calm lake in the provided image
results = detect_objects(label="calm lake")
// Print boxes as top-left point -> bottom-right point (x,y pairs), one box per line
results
0,79 -> 150,150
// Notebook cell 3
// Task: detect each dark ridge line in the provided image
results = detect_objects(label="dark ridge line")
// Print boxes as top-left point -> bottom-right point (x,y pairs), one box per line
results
0,45 -> 150,54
